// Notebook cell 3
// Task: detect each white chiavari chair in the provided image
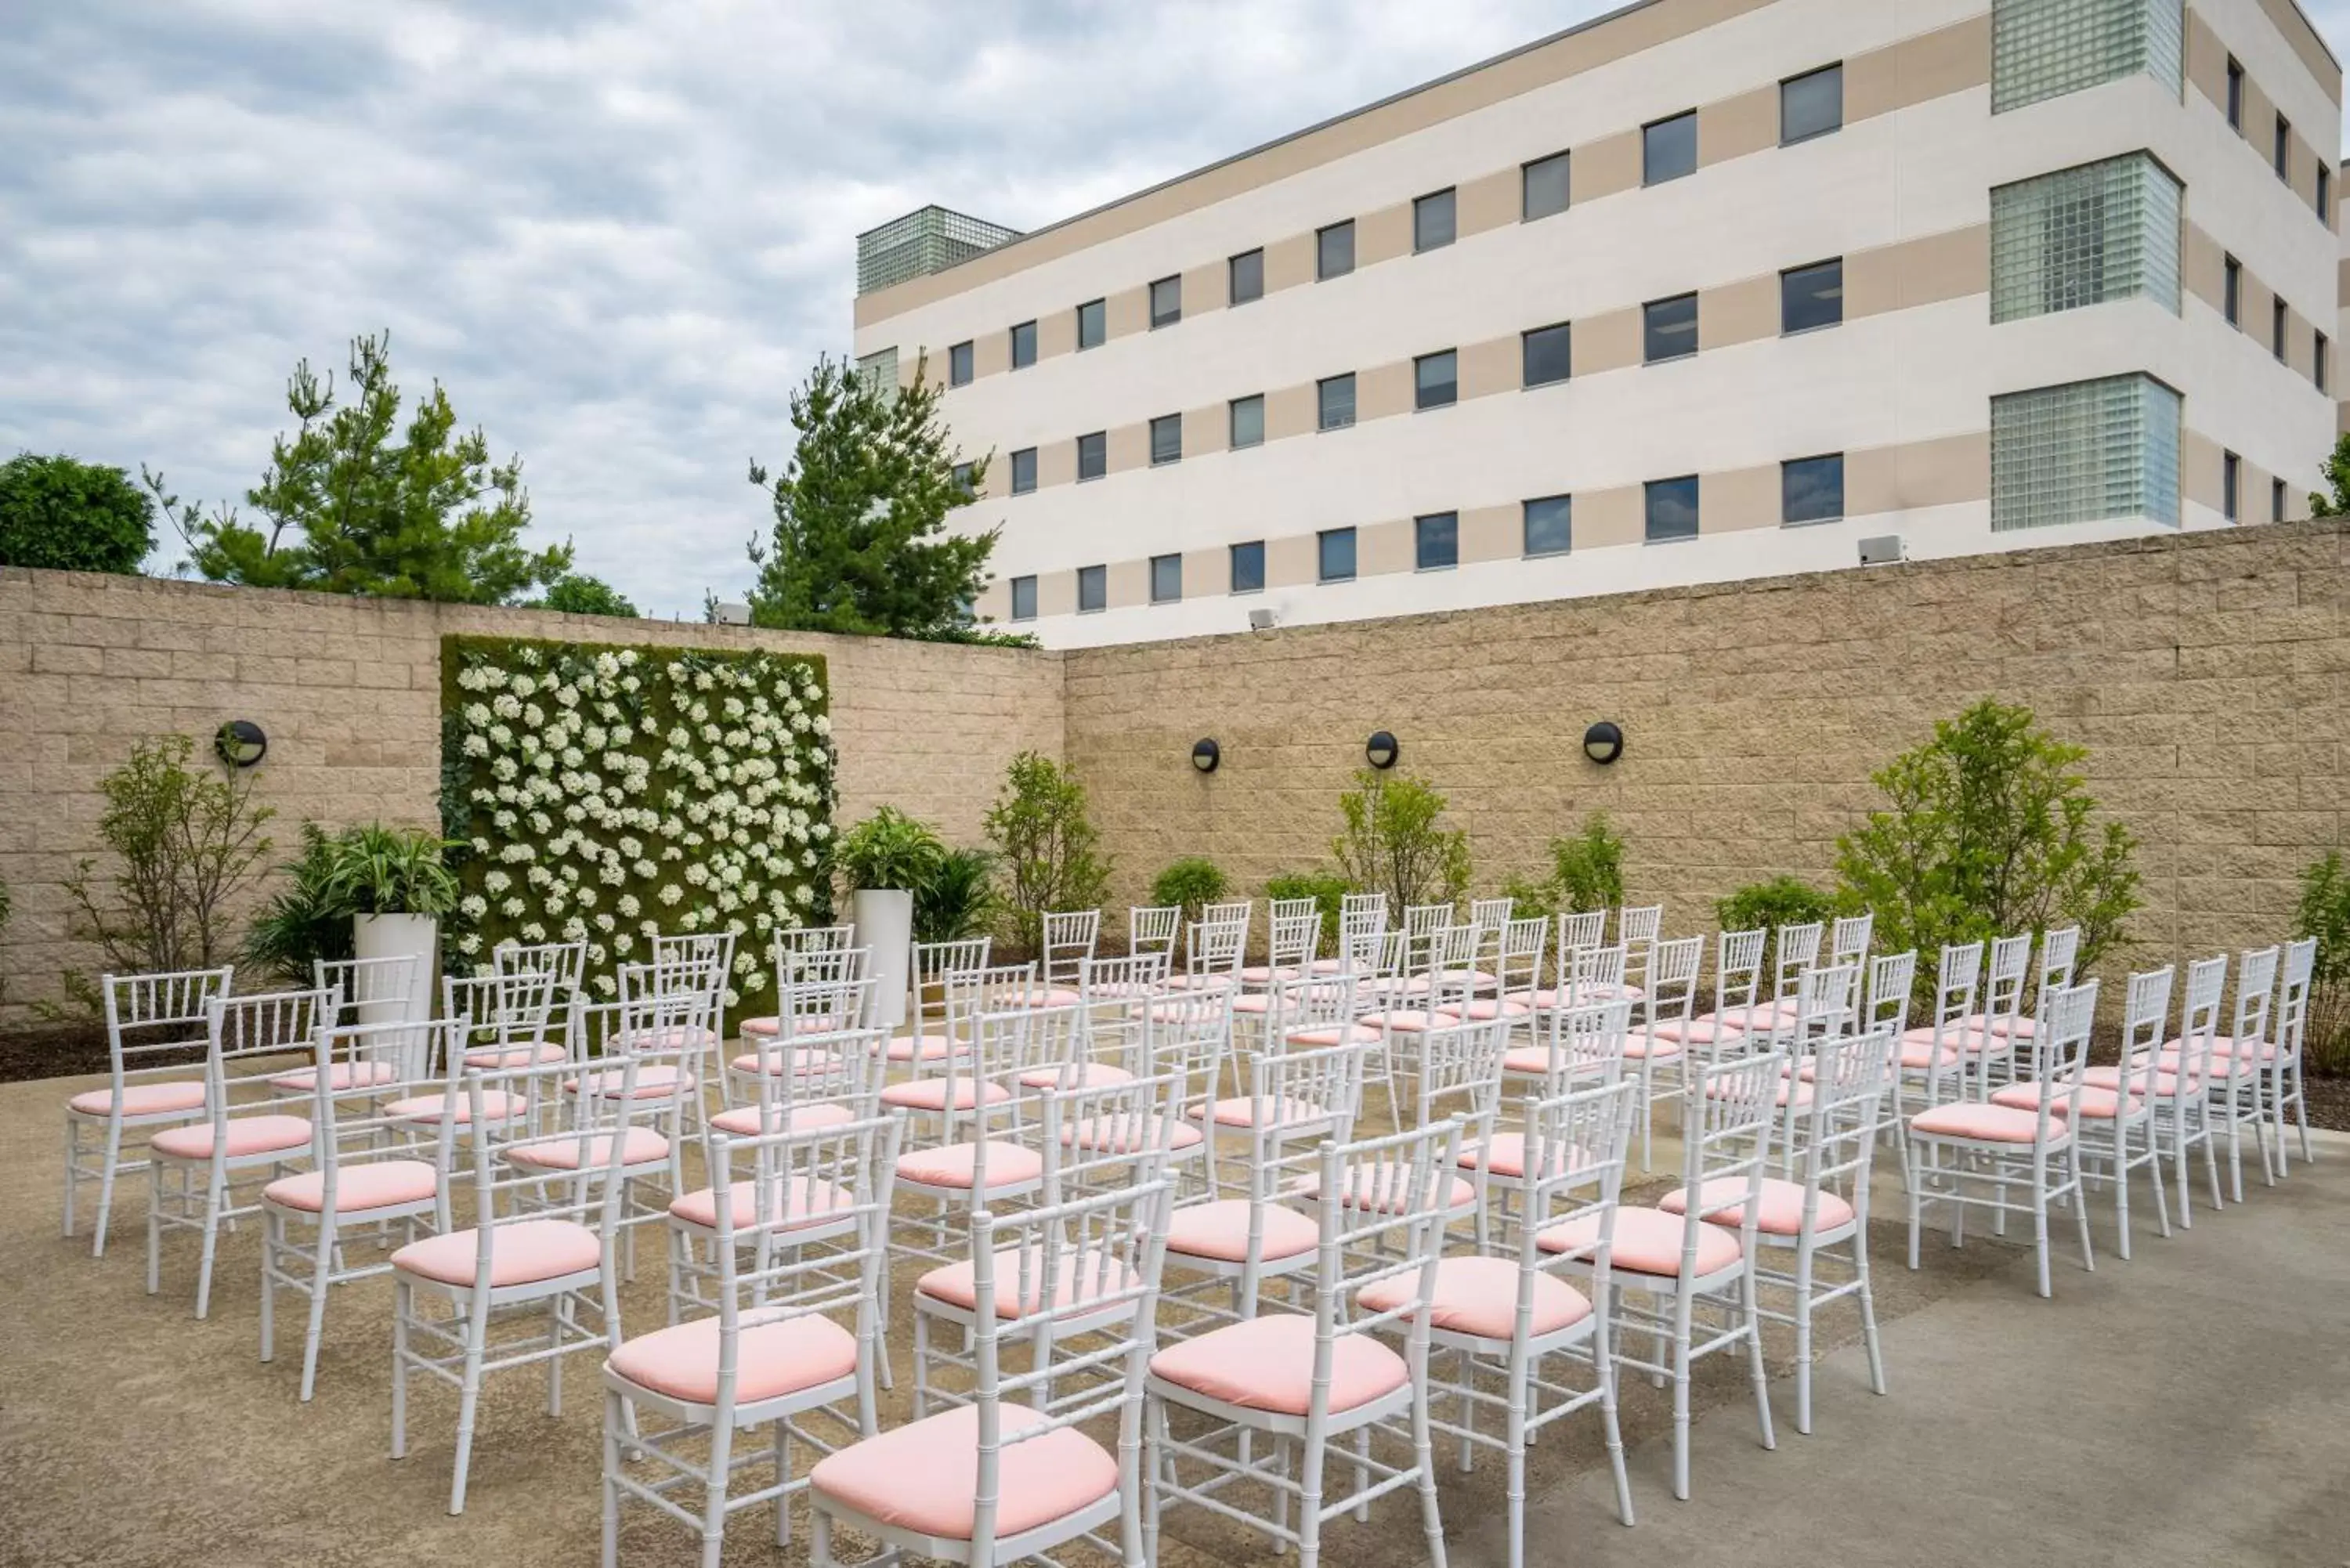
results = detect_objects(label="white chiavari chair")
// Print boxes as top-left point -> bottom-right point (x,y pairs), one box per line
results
1444,915 -> 1546,1025
1401,902 -> 1453,971
545,995 -> 703,1285
1040,910 -> 1101,995
2133,954 -> 2227,1227
1893,942 -> 1986,1135
1318,900 -> 1390,976
2263,937 -> 2317,1178
601,1111 -> 898,1568
1614,905 -> 1662,999
2189,945 -> 2280,1201
1243,908 -> 1324,990
1128,905 -> 1181,962
1301,1017 -> 1500,1229
314,952 -> 421,1028
1965,932 -> 2035,1086
1828,912 -> 1874,970
1764,963 -> 1861,1171
445,966 -> 570,1075
1553,909 -> 1607,974
1622,936 -> 1704,1171
2005,925 -> 2079,1046
727,968 -> 878,1105
896,938 -> 989,1067
1145,1120 -> 1462,1568
1765,921 -> 1825,1024
1908,981 -> 2098,1298
1173,913 -> 1249,994
885,1000 -> 1056,1272
63,966 -> 234,1254
1363,923 -> 1480,1128
495,938 -> 588,993
144,988 -> 330,1317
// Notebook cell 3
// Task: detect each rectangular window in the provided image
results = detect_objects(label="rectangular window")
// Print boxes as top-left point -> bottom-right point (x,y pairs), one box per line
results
952,461 -> 974,496
1010,575 -> 1037,622
1992,0 -> 2183,114
1414,188 -> 1456,252
949,341 -> 974,387
2320,166 -> 2333,222
1523,494 -> 1571,557
1414,512 -> 1459,571
1230,540 -> 1266,594
2223,255 -> 2241,326
2319,331 -> 2331,393
1150,554 -> 1182,604
1781,258 -> 1844,333
1643,110 -> 1697,185
1645,475 -> 1701,542
2273,477 -> 2288,523
1149,275 -> 1181,329
1010,320 -> 1037,370
2226,56 -> 2243,130
1781,63 -> 1842,145
1522,151 -> 1571,221
1318,220 -> 1355,280
2222,451 -> 2240,521
1229,394 -> 1264,450
1414,349 -> 1458,410
1522,321 -> 1571,388
1643,292 -> 1698,363
1076,431 -> 1107,482
1229,248 -> 1264,305
1076,298 -> 1106,350
1782,453 -> 1846,524
1010,446 -> 1038,495
1318,526 -> 1358,583
1318,373 -> 1357,431
2273,298 -> 2288,360
2275,115 -> 2290,180
1989,153 -> 2182,323
1076,565 -> 1106,613
1149,414 -> 1182,466
1990,373 -> 2182,530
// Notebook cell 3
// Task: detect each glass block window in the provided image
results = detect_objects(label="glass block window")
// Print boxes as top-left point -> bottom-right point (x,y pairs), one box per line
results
856,346 -> 898,397
1991,0 -> 2183,116
1990,153 -> 2180,323
1990,373 -> 2180,531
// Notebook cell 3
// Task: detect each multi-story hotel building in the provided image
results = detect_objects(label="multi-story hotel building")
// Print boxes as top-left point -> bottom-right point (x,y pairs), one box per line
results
851,0 -> 2341,648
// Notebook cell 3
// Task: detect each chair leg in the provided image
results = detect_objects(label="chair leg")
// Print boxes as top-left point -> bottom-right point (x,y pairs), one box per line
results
146,1160 -> 164,1295
2112,1139 -> 2134,1262
391,1282 -> 411,1460
1411,1357 -> 1448,1568
1791,1245 -> 1816,1436
1741,1271 -> 1775,1454
93,1122 -> 125,1257
602,1389 -> 624,1568
450,1333 -> 485,1515
700,1415 -> 734,1568
1298,1429 -> 1327,1568
775,1418 -> 794,1547
2032,1176 -> 2052,1299
301,1219 -> 334,1402
1669,1294 -> 1694,1501
193,1172 -> 225,1319
259,1209 -> 279,1366
1598,1295 -> 1634,1526
62,1118 -> 80,1241
2066,1155 -> 2095,1277
1854,1237 -> 1887,1397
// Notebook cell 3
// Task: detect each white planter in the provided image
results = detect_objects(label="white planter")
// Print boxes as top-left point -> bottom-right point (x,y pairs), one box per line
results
849,888 -> 913,1029
354,913 -> 439,1072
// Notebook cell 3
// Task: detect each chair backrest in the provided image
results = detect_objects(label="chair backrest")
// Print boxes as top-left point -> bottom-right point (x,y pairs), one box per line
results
1267,895 -> 1322,925
1304,1118 -> 1465,1412
1912,941 -> 1985,1097
2230,945 -> 2281,1053
778,922 -> 856,956
1791,961 -> 1861,1053
1565,941 -> 1629,1005
1615,904 -> 1662,947
733,1023 -> 886,1133
1127,905 -> 1181,957
1491,916 -> 1549,1003
1266,910 -> 1323,976
494,939 -> 587,991
1772,922 -> 1825,1003
1676,1052 -> 1783,1268
1337,918 -> 1394,977
1202,898 -> 1253,929
1184,915 -> 1249,985
1506,1078 -> 1637,1295
1037,1071 -> 1185,1198
957,1178 -> 1174,1565
2164,956 -> 2229,1104
199,990 -> 335,1134
2034,926 -> 2081,1013
1247,1037 -> 1370,1142
1411,1016 -> 1511,1135
1713,928 -> 1766,1021
1263,971 -> 1358,1042
439,1054 -> 639,1295
606,962 -> 723,1052
1792,1027 -> 1895,1219
1042,909 -> 1101,988
2014,980 -> 2099,1143
1866,949 -> 1918,1039
650,929 -> 735,975
303,1017 -> 461,1224
1641,934 -> 1704,1039
1409,923 -> 1481,1016
1340,891 -> 1390,924
1553,910 -> 1607,972
1829,912 -> 1874,969
624,944 -> 729,1015
911,938 -> 991,1042
313,954 -> 418,1027
99,967 -> 235,1097
2102,966 -> 2174,1117
1983,934 -> 2034,1031
1524,996 -> 1632,1089
2277,938 -> 2317,1057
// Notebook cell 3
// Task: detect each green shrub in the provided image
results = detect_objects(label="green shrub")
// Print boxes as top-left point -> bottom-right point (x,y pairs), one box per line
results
313,823 -> 461,916
834,805 -> 947,894
985,752 -> 1110,952
0,452 -> 155,573
2294,851 -> 2350,1074
1508,812 -> 1625,913
914,847 -> 997,944
1834,699 -> 2141,975
1150,857 -> 1228,925
243,824 -> 360,985
1333,768 -> 1470,912
1716,876 -> 1838,934
1266,871 -> 1350,932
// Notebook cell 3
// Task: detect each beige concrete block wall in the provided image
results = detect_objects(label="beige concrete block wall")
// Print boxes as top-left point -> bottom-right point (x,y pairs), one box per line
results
1062,519 -> 2350,967
0,570 -> 1064,1024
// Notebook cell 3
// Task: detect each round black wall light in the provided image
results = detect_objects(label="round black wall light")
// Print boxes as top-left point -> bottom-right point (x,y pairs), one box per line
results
1365,730 -> 1400,770
215,719 -> 268,768
1191,738 -> 1221,774
1582,721 -> 1625,766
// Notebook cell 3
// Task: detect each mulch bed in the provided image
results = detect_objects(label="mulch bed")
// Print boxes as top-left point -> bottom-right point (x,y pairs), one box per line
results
0,1021 -> 205,1085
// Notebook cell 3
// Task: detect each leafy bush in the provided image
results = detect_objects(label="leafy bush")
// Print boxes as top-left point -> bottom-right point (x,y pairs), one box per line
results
49,734 -> 275,1014
1834,699 -> 2141,975
1716,876 -> 1838,934
985,752 -> 1110,952
317,823 -> 461,915
1266,871 -> 1350,932
0,452 -> 155,573
2294,851 -> 2350,1074
834,805 -> 947,894
1151,857 -> 1228,925
532,573 -> 640,618
914,847 -> 997,944
1506,813 -> 1626,913
243,824 -> 360,985
1333,769 -> 1470,912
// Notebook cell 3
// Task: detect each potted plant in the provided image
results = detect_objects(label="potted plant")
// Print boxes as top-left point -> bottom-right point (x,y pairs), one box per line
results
316,824 -> 461,1026
833,807 -> 945,1028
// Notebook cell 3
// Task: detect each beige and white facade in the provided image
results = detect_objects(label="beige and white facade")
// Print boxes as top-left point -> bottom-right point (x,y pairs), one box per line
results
852,0 -> 2341,648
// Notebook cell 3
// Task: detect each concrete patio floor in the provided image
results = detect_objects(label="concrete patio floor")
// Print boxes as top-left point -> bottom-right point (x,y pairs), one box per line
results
2,1065 -> 2344,1568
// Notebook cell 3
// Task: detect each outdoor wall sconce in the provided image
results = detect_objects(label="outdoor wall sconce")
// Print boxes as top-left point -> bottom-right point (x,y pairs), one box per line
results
1365,730 -> 1400,770
1582,721 -> 1624,766
1191,738 -> 1221,774
215,719 -> 268,768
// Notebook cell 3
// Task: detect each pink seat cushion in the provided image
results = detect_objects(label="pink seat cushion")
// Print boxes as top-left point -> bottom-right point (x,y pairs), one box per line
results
668,1175 -> 853,1230
1900,1025 -> 2000,1059
811,1403 -> 1115,1541
1016,1061 -> 1136,1090
884,1032 -> 960,1063
269,1060 -> 401,1092
880,1078 -> 1011,1112
384,1089 -> 526,1124
68,1081 -> 205,1118
508,1127 -> 671,1170
608,1312 -> 858,1405
1990,1081 -> 2134,1120
1531,984 -> 1643,1006
2079,1063 -> 2196,1096
1358,1255 -> 1593,1340
1501,1046 -> 1560,1075
1659,1176 -> 1853,1236
916,1247 -> 1139,1318
707,1101 -> 855,1136
1205,1095 -> 1334,1129
1910,1101 -> 2063,1143
1239,965 -> 1303,985
392,1217 -> 602,1288
460,1044 -> 569,1070
1648,1016 -> 1745,1046
2204,1035 -> 2278,1060
1151,1313 -> 1408,1415
1620,1035 -> 1684,1061
1284,1024 -> 1379,1046
1294,1162 -> 1477,1213
739,1015 -> 846,1039
1445,997 -> 1534,1021
895,1141 -> 1045,1190
1458,1133 -> 1589,1180
1058,1118 -> 1204,1154
1230,994 -> 1273,1015
567,1064 -> 689,1100
730,1046 -> 843,1078
1361,1009 -> 1445,1034
1007,986 -> 1084,1008
1162,1198 -> 1319,1263
263,1159 -> 439,1213
150,1114 -> 312,1161
1538,1205 -> 1741,1277
1307,958 -> 1347,974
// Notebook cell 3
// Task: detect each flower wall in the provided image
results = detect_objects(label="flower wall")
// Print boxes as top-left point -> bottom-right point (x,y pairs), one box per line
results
439,634 -> 833,1012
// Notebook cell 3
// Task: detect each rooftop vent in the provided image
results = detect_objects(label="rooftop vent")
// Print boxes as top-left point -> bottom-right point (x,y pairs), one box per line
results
856,205 -> 1021,296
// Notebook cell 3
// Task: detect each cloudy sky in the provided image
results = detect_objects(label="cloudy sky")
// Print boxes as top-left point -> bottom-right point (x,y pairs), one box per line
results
5,2 -> 2346,617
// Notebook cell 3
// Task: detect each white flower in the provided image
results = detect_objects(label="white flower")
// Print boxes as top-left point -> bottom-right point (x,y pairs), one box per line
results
501,897 -> 527,918
658,883 -> 683,905
460,894 -> 488,919
616,894 -> 640,918
519,922 -> 546,942
461,733 -> 490,758
510,674 -> 537,698
455,933 -> 482,956
485,869 -> 512,894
